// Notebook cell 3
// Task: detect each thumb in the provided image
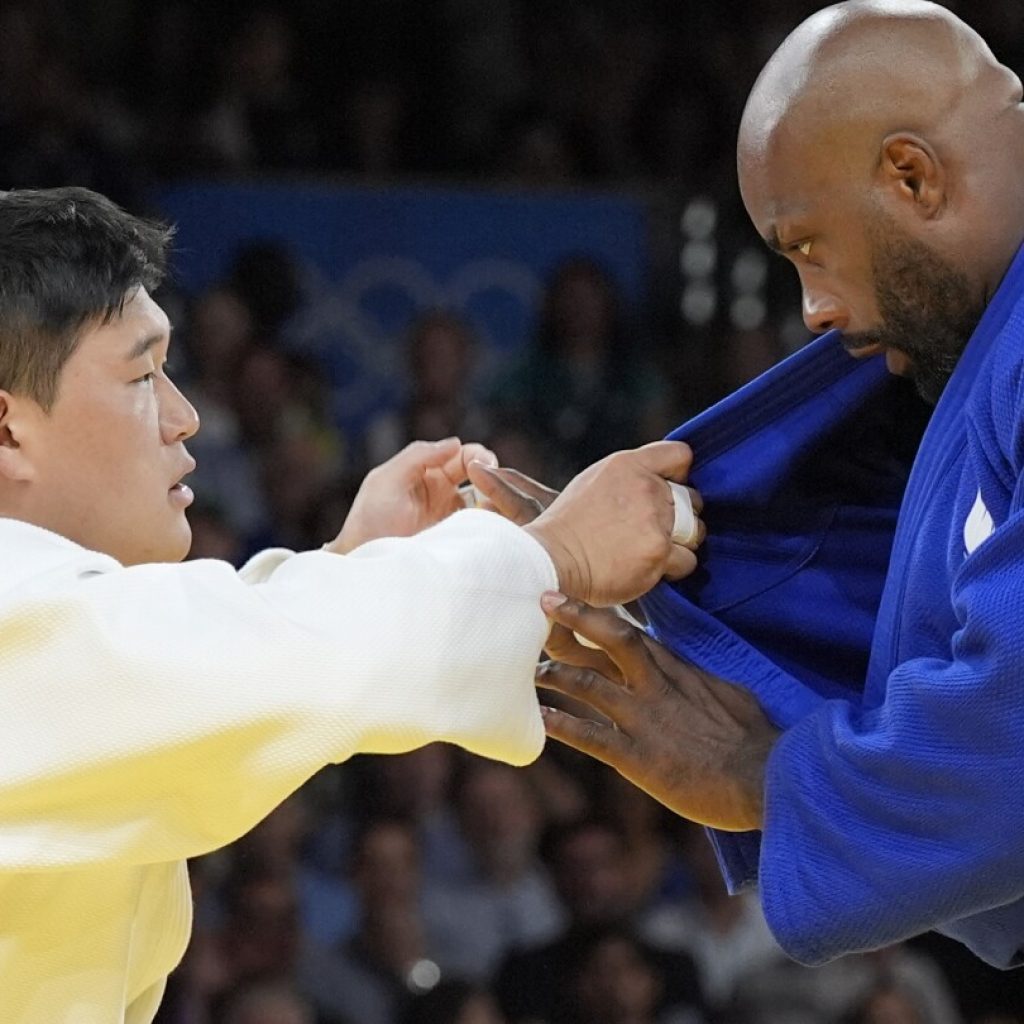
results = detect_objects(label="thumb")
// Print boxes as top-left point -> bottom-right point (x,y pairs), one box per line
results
439,442 -> 498,486
468,463 -> 544,525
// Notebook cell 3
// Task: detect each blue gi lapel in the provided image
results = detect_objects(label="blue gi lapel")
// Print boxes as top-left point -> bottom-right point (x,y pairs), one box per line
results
640,331 -> 929,729
866,242 -> 1024,692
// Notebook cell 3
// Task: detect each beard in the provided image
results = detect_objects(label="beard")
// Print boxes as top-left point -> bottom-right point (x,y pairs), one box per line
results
840,213 -> 985,405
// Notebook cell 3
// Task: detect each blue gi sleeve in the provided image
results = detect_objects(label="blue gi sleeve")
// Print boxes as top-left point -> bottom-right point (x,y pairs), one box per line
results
759,506 -> 1024,967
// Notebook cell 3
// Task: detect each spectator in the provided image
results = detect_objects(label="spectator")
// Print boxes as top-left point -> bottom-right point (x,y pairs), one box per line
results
322,76 -> 411,177
402,979 -> 508,1024
227,241 -> 305,339
223,983 -> 316,1024
295,818 -> 448,1024
193,6 -> 316,170
599,772 -> 694,915
568,925 -> 707,1024
730,943 -> 962,1024
177,285 -> 269,540
365,311 -> 490,466
185,501 -> 245,564
492,257 -> 668,482
640,823 -> 785,1013
357,747 -> 473,885
496,817 -> 704,1024
429,761 -> 564,981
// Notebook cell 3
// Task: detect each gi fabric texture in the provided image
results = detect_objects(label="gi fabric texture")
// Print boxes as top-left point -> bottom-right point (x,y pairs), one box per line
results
641,241 -> 1024,968
0,510 -> 554,1023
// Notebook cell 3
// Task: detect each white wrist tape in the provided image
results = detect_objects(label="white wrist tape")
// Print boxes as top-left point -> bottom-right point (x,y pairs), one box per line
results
669,481 -> 698,547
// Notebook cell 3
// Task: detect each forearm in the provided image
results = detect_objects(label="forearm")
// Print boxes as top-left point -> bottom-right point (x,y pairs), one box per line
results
0,512 -> 555,869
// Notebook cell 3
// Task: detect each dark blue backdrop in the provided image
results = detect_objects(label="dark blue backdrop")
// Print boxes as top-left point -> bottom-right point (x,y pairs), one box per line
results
154,181 -> 649,436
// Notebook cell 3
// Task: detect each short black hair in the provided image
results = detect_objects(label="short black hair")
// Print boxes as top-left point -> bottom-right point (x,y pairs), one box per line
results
0,187 -> 173,409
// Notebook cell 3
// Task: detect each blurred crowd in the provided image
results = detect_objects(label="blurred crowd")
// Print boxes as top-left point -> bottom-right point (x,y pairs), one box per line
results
6,1 -> 1024,1022
154,743 -> 992,1024
5,1 -> 1024,191
172,245 -> 675,563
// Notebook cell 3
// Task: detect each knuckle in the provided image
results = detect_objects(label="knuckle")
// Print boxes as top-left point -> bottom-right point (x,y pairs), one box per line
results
403,440 -> 429,459
578,718 -> 606,748
573,667 -> 600,696
601,452 -> 622,476
544,634 -> 572,660
610,616 -> 639,648
537,659 -> 567,685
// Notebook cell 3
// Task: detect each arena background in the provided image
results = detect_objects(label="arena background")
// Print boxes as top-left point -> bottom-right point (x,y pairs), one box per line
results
6,2 -> 1024,1022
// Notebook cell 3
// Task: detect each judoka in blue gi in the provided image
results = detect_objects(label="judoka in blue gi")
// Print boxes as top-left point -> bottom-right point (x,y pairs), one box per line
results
493,0 -> 1024,971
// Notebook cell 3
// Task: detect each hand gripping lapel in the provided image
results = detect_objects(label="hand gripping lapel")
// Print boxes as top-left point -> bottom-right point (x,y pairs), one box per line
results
639,330 -> 930,888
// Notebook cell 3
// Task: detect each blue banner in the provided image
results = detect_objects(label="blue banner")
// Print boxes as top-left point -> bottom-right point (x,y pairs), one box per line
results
153,181 -> 649,436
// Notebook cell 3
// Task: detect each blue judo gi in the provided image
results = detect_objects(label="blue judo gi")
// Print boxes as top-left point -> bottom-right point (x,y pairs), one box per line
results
640,241 -> 1024,968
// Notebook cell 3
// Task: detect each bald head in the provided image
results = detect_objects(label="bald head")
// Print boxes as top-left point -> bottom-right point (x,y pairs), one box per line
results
736,1 -> 1024,402
740,1 -> 1009,161
738,0 -> 1024,235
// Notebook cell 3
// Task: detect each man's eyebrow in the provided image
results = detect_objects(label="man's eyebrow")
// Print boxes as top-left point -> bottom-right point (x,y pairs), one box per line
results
762,226 -> 783,253
125,326 -> 172,361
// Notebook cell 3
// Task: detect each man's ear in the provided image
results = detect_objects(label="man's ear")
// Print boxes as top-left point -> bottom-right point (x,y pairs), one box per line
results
0,392 -> 38,483
878,134 -> 946,218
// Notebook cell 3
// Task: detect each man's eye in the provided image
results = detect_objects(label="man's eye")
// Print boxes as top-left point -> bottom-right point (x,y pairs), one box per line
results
133,372 -> 156,385
797,240 -> 813,258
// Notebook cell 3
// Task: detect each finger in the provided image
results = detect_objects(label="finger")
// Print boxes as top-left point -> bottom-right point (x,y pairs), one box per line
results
438,442 -> 498,488
544,621 -> 624,681
663,543 -> 699,581
668,480 -> 700,547
461,443 -> 498,469
631,439 -> 694,484
423,466 -> 466,518
536,661 -> 634,723
391,437 -> 462,476
484,466 -> 559,509
467,462 -> 544,525
540,593 -> 653,681
688,486 -> 704,516
539,703 -> 635,768
667,486 -> 705,550
695,517 -> 706,545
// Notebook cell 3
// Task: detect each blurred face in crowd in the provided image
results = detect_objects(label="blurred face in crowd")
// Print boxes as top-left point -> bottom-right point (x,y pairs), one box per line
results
225,876 -> 301,979
458,763 -> 542,879
410,315 -> 473,403
854,986 -> 925,1024
552,824 -> 631,923
574,935 -> 661,1024
353,821 -> 421,905
224,984 -> 314,1024
376,744 -> 454,816
547,262 -> 618,355
454,992 -> 507,1024
0,287 -> 200,564
190,286 -> 254,380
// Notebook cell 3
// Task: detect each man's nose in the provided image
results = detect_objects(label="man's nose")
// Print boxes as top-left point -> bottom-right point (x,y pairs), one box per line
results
160,378 -> 201,444
802,285 -> 849,335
